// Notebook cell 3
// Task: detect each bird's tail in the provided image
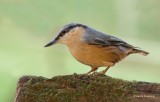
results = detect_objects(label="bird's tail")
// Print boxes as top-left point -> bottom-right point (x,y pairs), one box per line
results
132,48 -> 149,56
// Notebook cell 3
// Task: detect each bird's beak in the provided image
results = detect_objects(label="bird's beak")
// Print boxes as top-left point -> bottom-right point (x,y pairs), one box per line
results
44,39 -> 57,47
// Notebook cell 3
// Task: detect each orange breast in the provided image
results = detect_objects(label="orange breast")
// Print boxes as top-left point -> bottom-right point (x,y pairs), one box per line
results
67,42 -> 127,67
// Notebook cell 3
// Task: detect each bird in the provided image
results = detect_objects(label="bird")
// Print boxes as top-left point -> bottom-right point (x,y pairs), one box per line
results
44,23 -> 149,75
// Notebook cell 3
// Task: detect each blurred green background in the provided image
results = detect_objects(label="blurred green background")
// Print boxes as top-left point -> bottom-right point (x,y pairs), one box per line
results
0,0 -> 160,101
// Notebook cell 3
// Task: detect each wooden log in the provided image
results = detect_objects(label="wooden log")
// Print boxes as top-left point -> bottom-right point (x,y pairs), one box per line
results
14,74 -> 160,102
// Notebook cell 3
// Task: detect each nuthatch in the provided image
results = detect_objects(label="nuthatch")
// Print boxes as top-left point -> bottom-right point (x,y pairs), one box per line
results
44,23 -> 149,75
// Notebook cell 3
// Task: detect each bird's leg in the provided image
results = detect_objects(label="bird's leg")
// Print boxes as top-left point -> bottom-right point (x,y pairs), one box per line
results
86,67 -> 98,75
98,66 -> 110,75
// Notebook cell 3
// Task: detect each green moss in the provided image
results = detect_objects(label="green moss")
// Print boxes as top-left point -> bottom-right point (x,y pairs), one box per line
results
17,73 -> 155,102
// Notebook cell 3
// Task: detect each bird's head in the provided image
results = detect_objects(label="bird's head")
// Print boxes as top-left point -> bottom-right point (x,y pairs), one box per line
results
44,23 -> 87,47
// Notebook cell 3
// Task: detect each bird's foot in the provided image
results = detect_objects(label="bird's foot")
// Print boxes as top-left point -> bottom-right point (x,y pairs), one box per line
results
98,66 -> 110,75
98,70 -> 106,75
85,67 -> 98,75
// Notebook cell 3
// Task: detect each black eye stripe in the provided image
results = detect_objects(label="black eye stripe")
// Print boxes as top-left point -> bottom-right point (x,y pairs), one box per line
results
56,23 -> 87,39
62,24 -> 87,34
61,26 -> 74,34
62,30 -> 67,34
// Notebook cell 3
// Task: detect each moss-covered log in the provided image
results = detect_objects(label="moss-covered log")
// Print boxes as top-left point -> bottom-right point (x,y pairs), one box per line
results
14,74 -> 160,102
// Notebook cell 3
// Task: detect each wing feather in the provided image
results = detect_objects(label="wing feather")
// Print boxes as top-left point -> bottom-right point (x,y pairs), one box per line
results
83,27 -> 135,48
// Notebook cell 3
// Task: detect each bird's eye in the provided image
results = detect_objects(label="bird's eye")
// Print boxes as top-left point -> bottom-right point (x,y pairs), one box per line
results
62,30 -> 67,34
59,30 -> 67,37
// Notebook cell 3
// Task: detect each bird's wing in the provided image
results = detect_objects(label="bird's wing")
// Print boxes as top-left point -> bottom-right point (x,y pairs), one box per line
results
83,27 -> 135,48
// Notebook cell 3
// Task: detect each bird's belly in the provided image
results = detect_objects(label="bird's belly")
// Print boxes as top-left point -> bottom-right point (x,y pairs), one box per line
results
68,43 -> 126,67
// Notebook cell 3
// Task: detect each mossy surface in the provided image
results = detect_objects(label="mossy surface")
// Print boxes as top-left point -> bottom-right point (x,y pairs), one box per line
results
15,74 -> 160,102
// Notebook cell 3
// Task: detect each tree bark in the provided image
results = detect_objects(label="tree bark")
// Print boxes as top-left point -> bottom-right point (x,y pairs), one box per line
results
14,74 -> 160,102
